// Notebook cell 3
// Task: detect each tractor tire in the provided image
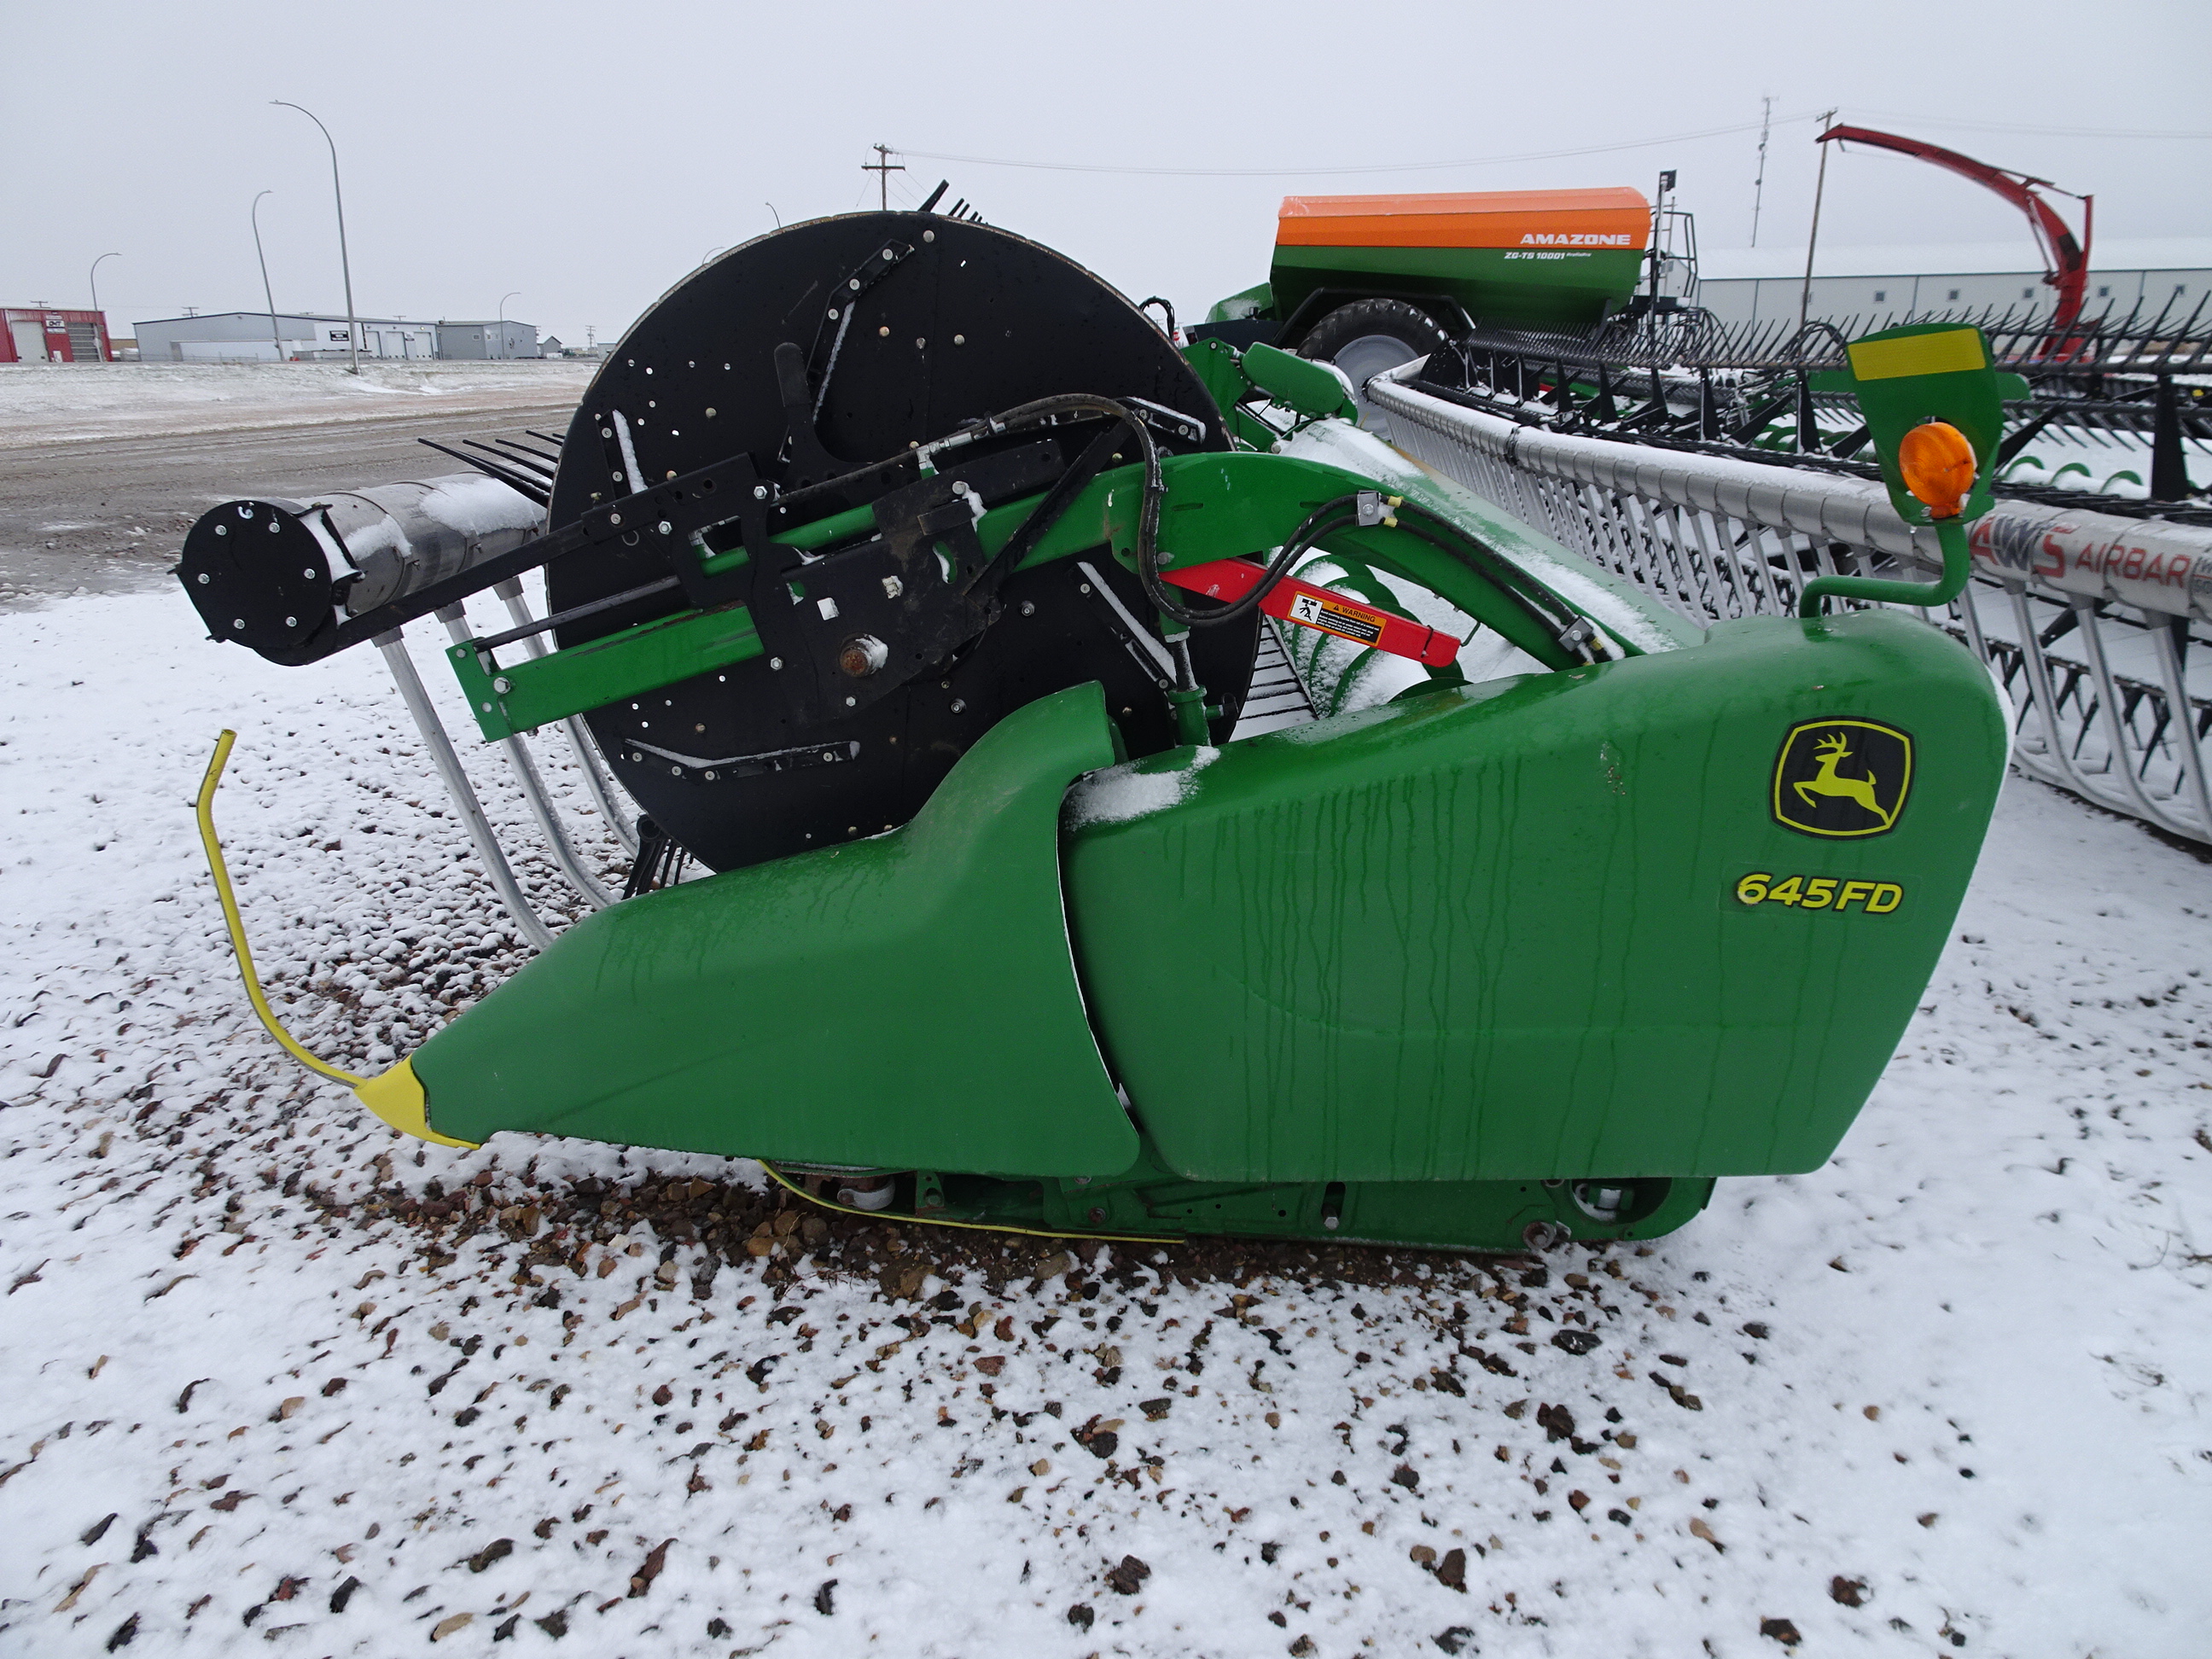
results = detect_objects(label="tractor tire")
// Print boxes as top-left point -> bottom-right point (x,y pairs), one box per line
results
1295,300 -> 1452,434
1297,298 -> 1451,375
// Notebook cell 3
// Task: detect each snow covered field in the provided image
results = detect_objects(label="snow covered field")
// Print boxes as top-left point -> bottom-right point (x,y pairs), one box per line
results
0,361 -> 597,448
2,585 -> 2208,1658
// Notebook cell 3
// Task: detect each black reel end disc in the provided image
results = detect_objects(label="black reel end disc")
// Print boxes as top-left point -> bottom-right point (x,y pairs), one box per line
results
547,212 -> 1254,874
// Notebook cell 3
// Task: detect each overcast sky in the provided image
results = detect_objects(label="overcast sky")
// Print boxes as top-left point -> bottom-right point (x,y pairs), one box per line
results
6,0 -> 2207,346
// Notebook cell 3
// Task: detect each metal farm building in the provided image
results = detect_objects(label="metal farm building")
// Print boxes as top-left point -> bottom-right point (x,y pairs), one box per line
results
1695,237 -> 2212,330
434,319 -> 539,359
132,311 -> 439,363
2,306 -> 113,363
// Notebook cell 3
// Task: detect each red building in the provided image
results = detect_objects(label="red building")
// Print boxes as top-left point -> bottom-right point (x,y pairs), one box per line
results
1,307 -> 112,363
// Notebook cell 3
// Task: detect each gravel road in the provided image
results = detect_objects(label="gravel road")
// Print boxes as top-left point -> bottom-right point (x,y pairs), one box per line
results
0,363 -> 591,607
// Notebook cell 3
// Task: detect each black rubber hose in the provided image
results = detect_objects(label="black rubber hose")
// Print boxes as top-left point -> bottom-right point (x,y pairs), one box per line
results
975,392 -> 1164,595
971,393 -> 1563,642
1155,503 -> 1361,628
988,391 -> 1362,626
970,392 -> 1201,621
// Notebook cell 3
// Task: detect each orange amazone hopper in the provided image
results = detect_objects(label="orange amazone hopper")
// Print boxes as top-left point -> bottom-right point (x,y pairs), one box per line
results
1269,187 -> 1650,336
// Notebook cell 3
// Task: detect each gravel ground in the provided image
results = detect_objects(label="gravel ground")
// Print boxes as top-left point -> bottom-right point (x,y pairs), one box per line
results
4,338 -> 2212,1659
0,577 -> 2208,1651
0,361 -> 591,608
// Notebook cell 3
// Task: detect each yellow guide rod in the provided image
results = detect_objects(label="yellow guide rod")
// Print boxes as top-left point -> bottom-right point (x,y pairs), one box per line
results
194,730 -> 367,1087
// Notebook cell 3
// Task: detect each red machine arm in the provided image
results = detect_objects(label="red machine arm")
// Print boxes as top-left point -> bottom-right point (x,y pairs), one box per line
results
1163,559 -> 1460,667
1818,125 -> 2093,335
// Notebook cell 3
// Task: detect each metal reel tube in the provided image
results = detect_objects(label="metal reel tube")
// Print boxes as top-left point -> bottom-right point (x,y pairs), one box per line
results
490,578 -> 639,858
2149,613 -> 2212,836
2068,595 -> 2204,840
178,474 -> 542,667
375,629 -> 556,953
435,604 -> 616,910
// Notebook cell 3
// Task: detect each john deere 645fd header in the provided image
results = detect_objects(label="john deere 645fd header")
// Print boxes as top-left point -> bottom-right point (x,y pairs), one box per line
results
177,201 -> 2007,1255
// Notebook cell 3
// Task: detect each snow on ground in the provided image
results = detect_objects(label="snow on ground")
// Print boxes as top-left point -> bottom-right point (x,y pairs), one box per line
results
0,361 -> 597,447
2,586 -> 2209,1658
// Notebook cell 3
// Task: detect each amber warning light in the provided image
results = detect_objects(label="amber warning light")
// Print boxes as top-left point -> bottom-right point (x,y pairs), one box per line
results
1896,420 -> 1976,520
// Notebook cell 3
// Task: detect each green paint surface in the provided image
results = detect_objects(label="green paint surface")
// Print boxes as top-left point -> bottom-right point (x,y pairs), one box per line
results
408,431 -> 2002,1236
1810,323 -> 2032,527
935,1139 -> 1715,1252
1269,244 -> 1646,332
454,602 -> 761,742
416,684 -> 1138,1175
1064,609 -> 2005,1183
1239,343 -> 1359,422
1204,282 -> 1274,325
446,443 -> 1697,748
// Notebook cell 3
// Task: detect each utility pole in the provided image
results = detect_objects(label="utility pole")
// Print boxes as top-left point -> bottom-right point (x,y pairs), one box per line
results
498,291 -> 520,360
272,101 -> 359,374
1749,96 -> 1773,247
251,192 -> 285,360
1798,108 -> 1839,331
864,144 -> 905,211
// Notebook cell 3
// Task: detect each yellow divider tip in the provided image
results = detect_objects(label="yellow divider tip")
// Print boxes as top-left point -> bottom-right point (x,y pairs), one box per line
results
355,1058 -> 479,1150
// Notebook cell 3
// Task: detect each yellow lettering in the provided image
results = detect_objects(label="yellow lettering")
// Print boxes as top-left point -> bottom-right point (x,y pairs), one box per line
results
1734,874 -> 1903,912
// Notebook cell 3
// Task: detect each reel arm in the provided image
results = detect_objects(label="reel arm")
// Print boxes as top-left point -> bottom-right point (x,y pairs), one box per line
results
442,444 -> 1616,746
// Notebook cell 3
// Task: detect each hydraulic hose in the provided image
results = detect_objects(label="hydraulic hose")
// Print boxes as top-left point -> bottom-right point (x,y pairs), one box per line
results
954,393 -> 1601,655
194,731 -> 368,1087
1152,503 -> 1365,632
1379,498 -> 1608,662
965,390 -> 1250,628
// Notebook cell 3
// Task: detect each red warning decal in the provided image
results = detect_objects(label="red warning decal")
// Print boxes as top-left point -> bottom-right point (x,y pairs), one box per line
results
1162,559 -> 1460,667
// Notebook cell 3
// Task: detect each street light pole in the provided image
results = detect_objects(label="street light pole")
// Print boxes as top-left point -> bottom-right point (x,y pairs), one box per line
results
271,101 -> 359,374
88,252 -> 119,359
498,291 -> 520,361
251,192 -> 285,361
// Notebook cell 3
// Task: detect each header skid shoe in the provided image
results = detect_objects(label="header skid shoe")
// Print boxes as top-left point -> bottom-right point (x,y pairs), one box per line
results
404,683 -> 1137,1176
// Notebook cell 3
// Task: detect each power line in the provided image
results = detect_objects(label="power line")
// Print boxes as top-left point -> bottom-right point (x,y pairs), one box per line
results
894,114 -> 1832,179
894,110 -> 2211,189
1845,109 -> 2212,142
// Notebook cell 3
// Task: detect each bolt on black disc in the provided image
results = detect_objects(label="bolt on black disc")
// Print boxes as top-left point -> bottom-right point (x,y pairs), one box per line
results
544,211 -> 1254,875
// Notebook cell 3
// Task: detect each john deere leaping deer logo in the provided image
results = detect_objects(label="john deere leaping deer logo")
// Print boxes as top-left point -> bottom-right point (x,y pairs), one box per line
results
1799,733 -> 1890,820
1773,719 -> 1912,839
